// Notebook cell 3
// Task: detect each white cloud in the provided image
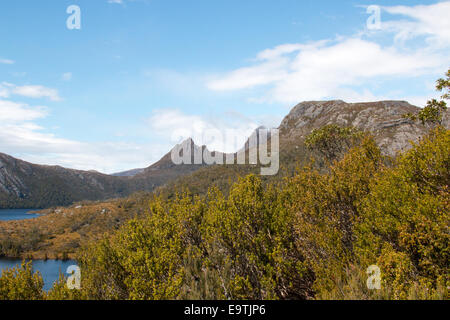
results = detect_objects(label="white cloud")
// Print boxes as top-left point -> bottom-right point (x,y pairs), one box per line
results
0,100 -> 48,122
0,82 -> 61,101
0,98 -> 76,154
381,2 -> 450,46
0,85 -> 9,98
255,42 -> 328,61
208,58 -> 290,91
106,0 -> 144,7
149,109 -> 261,153
208,38 -> 446,103
62,72 -> 72,81
207,2 -> 450,104
0,78 -> 164,173
0,97 -> 167,173
0,58 -> 14,64
11,85 -> 61,101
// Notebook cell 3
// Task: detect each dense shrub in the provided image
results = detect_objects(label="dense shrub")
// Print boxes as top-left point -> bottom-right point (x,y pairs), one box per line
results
0,261 -> 44,300
73,128 -> 448,300
1,128 -> 448,300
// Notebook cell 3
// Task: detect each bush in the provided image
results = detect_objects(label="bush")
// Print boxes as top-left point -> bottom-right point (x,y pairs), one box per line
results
0,261 -> 44,300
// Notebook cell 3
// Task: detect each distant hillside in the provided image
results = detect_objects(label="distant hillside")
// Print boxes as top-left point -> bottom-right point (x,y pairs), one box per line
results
0,140 -> 207,209
0,153 -> 131,209
1,99 -> 448,260
1,100 -> 444,209
158,100 -> 447,197
111,168 -> 145,177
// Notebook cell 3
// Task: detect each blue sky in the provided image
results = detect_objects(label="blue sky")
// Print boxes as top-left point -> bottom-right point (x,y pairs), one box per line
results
0,0 -> 449,173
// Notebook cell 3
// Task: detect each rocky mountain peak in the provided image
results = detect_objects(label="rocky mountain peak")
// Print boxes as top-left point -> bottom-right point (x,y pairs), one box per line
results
279,100 -> 445,156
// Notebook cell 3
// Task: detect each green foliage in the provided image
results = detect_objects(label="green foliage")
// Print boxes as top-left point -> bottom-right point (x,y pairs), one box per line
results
305,125 -> 364,161
45,273 -> 83,300
404,99 -> 447,125
72,128 -> 448,300
355,127 -> 449,299
1,127 -> 448,301
436,68 -> 450,100
315,264 -> 393,300
0,261 -> 44,300
77,194 -> 205,300
0,262 -> 84,300
0,227 -> 44,258
77,177 -> 313,300
285,137 -> 384,296
404,68 -> 449,125
201,177 -> 313,300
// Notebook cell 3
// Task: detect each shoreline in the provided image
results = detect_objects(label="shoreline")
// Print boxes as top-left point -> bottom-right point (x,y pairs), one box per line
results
26,210 -> 42,215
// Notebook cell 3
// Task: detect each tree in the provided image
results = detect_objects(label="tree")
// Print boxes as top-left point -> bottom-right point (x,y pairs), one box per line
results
46,273 -> 83,300
305,125 -> 364,161
0,261 -> 44,300
202,176 -> 314,300
355,128 -> 449,299
404,68 -> 449,125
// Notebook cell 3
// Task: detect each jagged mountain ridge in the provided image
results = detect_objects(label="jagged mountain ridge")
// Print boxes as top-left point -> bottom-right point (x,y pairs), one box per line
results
156,100 -> 447,198
0,100 -> 444,209
0,141 -> 207,209
280,100 -> 450,155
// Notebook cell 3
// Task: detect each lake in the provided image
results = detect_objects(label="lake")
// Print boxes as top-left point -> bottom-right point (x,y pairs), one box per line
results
0,209 -> 40,221
0,259 -> 77,291
0,209 -> 76,291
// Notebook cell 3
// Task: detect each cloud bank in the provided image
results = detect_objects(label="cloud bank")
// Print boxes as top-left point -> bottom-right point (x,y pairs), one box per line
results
207,2 -> 450,105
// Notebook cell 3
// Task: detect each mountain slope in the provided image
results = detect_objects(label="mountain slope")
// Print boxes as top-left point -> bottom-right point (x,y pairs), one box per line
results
158,100 -> 445,197
111,168 -> 145,177
1,100 -> 445,209
0,153 -> 133,208
279,100 -> 435,156
0,140 -> 207,209
130,138 -> 208,191
1,99 -> 448,259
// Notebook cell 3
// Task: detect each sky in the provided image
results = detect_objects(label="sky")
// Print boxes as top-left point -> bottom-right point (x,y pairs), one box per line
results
0,0 -> 449,173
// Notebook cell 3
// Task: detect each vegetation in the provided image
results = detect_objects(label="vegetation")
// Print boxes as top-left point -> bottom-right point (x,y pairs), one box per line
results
305,125 -> 363,161
79,128 -> 449,300
0,197 -> 150,259
1,71 -> 448,300
0,150 -> 204,210
404,68 -> 449,125
0,261 -> 44,300
2,125 -> 447,300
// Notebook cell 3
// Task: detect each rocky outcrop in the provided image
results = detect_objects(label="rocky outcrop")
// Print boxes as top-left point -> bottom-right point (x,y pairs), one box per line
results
1,99 -> 447,209
279,100 -> 444,156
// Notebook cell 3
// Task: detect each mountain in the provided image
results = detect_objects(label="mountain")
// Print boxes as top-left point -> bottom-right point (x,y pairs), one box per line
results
279,100 -> 437,156
111,168 -> 145,177
0,153 -> 132,209
1,99 -> 448,260
1,100 -> 445,209
157,100 -> 448,197
0,139 -> 207,209
130,138 -> 207,188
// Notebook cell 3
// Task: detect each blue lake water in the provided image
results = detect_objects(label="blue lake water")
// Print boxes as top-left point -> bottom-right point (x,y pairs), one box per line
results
0,209 -> 40,221
0,209 -> 76,291
0,259 -> 77,291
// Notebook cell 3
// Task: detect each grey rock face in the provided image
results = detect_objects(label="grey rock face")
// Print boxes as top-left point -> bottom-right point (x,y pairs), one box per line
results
279,100 -> 446,156
1,99 -> 447,208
